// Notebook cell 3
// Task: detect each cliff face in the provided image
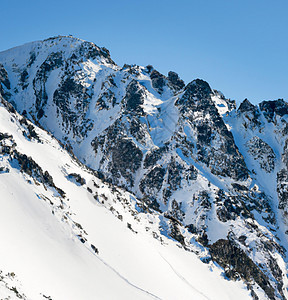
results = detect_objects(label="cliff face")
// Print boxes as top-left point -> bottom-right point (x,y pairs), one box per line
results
0,36 -> 288,299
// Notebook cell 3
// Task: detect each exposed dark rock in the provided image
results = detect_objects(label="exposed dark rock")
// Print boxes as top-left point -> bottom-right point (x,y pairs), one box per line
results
146,65 -> 153,73
0,132 -> 12,141
27,52 -> 36,68
19,118 -> 41,142
140,166 -> 166,195
0,63 -> 11,89
186,223 -> 197,234
238,99 -> 262,129
0,97 -> 16,114
0,166 -> 9,173
33,52 -> 63,119
238,99 -> 256,113
259,99 -> 288,122
176,79 -> 249,181
199,190 -> 211,209
167,159 -> 183,190
128,117 -> 147,144
77,41 -> 115,65
100,138 -> 144,188
124,80 -> 145,114
184,165 -> 198,181
168,220 -> 185,246
277,169 -> 288,210
246,136 -> 276,172
0,64 -> 11,99
91,244 -> 99,254
20,70 -> 29,88
197,232 -> 209,247
27,124 -> 40,141
215,189 -> 252,222
11,150 -> 65,197
167,71 -> 185,91
182,79 -> 212,101
43,171 -> 54,186
112,139 -> 143,174
167,199 -> 185,222
238,235 -> 247,245
144,146 -> 168,168
231,183 -> 249,192
53,74 -> 93,137
209,239 -> 275,300
141,195 -> 161,211
92,119 -> 144,188
77,235 -> 86,243
150,70 -> 166,94
68,173 -> 86,186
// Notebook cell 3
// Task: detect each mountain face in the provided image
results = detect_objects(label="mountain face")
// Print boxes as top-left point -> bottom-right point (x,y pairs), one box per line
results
0,36 -> 288,299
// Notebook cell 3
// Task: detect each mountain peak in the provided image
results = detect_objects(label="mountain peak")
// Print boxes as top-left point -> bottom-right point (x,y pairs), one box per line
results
185,79 -> 212,99
259,98 -> 288,120
0,35 -> 116,70
0,37 -> 288,300
238,98 -> 255,113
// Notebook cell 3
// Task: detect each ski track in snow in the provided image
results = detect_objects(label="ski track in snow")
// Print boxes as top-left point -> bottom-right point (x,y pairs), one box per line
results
158,252 -> 210,300
89,248 -> 162,300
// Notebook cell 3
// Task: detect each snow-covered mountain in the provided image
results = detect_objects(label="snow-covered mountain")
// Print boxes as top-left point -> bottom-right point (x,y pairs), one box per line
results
0,35 -> 288,299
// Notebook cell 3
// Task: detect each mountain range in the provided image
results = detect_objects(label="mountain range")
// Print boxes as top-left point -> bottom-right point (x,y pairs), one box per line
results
0,35 -> 287,300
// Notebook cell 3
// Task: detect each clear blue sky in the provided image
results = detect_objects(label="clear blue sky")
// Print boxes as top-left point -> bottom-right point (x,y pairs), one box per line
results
1,0 -> 287,104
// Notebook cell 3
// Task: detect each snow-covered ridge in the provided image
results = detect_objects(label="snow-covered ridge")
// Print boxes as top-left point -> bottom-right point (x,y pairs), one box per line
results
0,36 -> 288,299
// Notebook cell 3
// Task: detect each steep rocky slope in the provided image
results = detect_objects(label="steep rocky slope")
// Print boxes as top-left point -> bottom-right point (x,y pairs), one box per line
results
0,36 -> 288,299
0,95 -> 255,300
